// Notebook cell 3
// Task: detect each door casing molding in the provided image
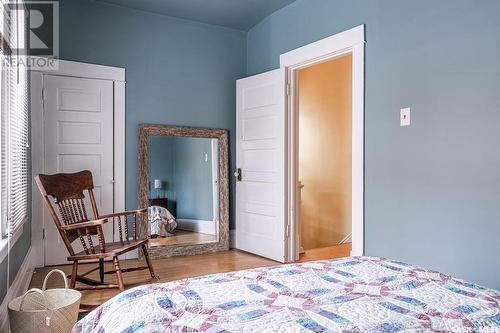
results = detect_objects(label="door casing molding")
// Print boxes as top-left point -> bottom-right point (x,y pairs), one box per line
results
30,58 -> 126,267
280,25 -> 365,261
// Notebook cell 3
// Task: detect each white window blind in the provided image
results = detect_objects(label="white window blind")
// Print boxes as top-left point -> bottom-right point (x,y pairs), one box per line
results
1,0 -> 29,238
0,32 -> 6,238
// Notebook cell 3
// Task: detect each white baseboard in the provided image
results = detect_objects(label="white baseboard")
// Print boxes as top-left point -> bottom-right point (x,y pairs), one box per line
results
229,229 -> 236,249
177,219 -> 216,235
0,246 -> 36,332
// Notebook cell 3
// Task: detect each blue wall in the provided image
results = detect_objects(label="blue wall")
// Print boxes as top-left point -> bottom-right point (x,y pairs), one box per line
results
59,0 -> 246,226
0,259 -> 5,302
247,0 -> 500,289
149,136 -> 176,209
0,205 -> 31,303
173,138 -> 214,220
149,136 -> 214,220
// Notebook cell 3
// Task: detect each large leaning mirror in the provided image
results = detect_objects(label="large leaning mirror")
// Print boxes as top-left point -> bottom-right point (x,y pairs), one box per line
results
138,124 -> 229,258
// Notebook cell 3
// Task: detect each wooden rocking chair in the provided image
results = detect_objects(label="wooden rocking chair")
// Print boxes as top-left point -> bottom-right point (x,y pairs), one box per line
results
35,170 -> 157,292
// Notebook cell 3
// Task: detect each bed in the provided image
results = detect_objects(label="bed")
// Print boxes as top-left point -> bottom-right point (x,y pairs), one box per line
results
73,256 -> 500,332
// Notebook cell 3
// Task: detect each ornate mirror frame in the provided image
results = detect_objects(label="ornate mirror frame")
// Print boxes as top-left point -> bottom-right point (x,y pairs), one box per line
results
138,124 -> 229,258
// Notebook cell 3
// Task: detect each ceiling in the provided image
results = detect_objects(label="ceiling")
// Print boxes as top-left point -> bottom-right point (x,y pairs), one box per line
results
96,0 -> 296,31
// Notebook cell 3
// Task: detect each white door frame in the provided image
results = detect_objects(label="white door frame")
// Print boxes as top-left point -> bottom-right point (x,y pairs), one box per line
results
280,25 -> 365,261
211,139 -> 220,226
30,58 -> 126,267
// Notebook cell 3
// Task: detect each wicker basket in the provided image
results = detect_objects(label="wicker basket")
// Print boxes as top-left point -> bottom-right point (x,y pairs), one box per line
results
8,269 -> 82,333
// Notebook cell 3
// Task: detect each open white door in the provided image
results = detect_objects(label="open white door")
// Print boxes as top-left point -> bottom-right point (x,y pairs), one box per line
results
235,68 -> 287,262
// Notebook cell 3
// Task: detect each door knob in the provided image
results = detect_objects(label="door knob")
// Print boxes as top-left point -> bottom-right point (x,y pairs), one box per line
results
234,168 -> 242,181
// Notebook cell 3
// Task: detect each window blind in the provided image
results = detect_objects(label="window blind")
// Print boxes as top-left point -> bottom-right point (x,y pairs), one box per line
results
0,1 -> 13,56
1,0 -> 29,238
0,41 -> 6,237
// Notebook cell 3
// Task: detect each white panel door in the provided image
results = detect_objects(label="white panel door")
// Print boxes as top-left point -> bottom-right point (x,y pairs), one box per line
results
235,68 -> 287,262
43,75 -> 114,265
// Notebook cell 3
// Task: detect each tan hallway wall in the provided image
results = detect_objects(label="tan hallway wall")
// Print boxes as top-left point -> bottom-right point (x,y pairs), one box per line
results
298,54 -> 352,250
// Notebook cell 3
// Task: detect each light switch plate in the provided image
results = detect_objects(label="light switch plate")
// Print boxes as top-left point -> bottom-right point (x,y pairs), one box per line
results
400,108 -> 410,126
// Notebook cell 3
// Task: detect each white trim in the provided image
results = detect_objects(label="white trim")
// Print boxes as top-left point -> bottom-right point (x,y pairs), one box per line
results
0,221 -> 25,263
177,219 -> 217,236
211,139 -> 219,224
350,41 -> 365,257
113,81 -> 131,259
113,81 -> 126,230
280,25 -> 365,261
30,72 -> 45,268
280,25 -> 365,67
30,57 -> 125,82
0,246 -> 36,333
30,60 -> 127,266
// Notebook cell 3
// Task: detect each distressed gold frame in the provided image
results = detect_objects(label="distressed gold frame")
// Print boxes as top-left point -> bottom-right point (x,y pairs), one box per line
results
138,124 -> 229,258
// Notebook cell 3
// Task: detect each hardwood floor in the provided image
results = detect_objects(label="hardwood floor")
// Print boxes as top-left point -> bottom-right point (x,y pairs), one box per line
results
149,229 -> 217,247
30,250 -> 275,308
298,243 -> 351,262
29,244 -> 351,310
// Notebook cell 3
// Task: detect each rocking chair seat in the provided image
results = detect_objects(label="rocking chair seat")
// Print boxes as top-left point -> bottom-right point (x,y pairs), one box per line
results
68,239 -> 149,261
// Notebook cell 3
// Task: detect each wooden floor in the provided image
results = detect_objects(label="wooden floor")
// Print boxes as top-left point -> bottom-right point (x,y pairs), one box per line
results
149,229 -> 217,247
30,244 -> 351,310
298,243 -> 351,262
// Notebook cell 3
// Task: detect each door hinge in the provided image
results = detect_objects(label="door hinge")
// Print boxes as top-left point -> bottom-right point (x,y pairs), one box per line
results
42,228 -> 45,239
286,83 -> 291,96
285,224 -> 290,238
41,87 -> 45,101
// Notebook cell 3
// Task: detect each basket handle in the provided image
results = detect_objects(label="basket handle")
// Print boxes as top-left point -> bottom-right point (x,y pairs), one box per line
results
19,288 -> 49,311
42,269 -> 69,290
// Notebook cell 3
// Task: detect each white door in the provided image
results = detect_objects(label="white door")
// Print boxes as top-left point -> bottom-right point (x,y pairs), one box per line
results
43,75 -> 115,265
235,68 -> 287,262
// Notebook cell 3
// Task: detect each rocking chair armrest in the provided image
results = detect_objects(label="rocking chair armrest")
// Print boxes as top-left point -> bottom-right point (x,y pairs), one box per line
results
60,218 -> 108,231
98,209 -> 146,241
99,208 -> 147,219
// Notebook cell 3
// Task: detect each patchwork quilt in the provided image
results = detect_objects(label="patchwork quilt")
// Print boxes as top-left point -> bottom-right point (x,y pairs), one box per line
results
73,257 -> 500,332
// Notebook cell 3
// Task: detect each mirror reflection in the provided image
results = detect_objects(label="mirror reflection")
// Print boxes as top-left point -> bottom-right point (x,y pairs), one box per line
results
148,136 -> 219,247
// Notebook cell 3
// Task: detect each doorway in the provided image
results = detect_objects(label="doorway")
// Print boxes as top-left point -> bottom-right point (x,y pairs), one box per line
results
281,25 -> 365,262
234,25 -> 364,263
297,55 -> 353,260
